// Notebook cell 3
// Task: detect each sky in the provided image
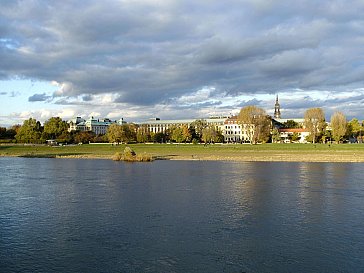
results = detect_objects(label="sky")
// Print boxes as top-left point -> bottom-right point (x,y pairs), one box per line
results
1,0 -> 364,126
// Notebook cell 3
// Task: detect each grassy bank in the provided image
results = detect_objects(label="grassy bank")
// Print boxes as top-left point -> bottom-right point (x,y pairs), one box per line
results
1,143 -> 364,162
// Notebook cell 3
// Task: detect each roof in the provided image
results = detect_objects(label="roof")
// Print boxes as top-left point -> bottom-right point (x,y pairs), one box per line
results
279,128 -> 309,133
274,118 -> 305,123
139,118 -> 227,125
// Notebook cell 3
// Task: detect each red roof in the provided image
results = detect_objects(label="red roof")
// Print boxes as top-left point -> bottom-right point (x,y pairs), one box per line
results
278,128 -> 308,133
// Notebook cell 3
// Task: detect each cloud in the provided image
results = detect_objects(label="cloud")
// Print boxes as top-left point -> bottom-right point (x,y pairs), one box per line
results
28,93 -> 52,102
1,0 -> 364,120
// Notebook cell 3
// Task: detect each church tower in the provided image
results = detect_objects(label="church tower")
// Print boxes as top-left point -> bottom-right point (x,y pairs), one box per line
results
274,95 -> 281,119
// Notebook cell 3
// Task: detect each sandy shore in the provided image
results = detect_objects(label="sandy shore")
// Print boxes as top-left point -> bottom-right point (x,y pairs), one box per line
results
2,143 -> 364,162
52,152 -> 364,162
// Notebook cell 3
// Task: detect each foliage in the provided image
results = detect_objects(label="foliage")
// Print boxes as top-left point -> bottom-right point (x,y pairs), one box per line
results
136,127 -> 151,143
283,120 -> 301,128
201,125 -> 223,143
56,131 -> 73,143
74,131 -> 95,144
0,127 -> 16,139
91,134 -> 108,143
43,117 -> 68,140
113,146 -> 153,162
15,118 -> 43,143
304,108 -> 326,144
151,132 -> 166,143
330,112 -> 347,143
290,132 -> 300,142
347,118 -> 363,138
238,106 -> 271,144
181,125 -> 192,143
106,124 -> 135,144
170,126 -> 184,143
190,119 -> 207,140
272,128 -> 281,143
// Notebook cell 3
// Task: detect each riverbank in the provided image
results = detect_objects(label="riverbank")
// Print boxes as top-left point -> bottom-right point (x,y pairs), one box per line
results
1,143 -> 364,162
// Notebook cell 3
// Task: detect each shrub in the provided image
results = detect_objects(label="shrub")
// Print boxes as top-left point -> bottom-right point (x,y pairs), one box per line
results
112,152 -> 123,161
113,147 -> 154,162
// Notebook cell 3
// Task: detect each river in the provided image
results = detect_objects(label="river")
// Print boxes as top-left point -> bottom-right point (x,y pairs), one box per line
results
0,158 -> 363,272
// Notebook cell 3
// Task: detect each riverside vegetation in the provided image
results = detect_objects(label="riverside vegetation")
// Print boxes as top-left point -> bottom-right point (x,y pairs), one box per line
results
112,146 -> 154,162
1,143 -> 364,162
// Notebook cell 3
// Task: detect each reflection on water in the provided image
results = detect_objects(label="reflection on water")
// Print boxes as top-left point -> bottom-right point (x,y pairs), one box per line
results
0,158 -> 363,273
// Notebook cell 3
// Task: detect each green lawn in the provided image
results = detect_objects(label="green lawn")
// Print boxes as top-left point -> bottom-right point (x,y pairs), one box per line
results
1,143 -> 364,161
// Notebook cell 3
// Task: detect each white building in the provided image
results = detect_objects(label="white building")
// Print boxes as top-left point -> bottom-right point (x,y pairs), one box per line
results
222,116 -> 254,143
278,128 -> 310,143
68,117 -> 126,135
138,117 -> 227,134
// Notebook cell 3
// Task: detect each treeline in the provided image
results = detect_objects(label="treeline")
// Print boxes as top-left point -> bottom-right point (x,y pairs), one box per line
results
1,107 -> 363,145
0,117 -> 104,144
0,117 -> 224,144
237,106 -> 364,144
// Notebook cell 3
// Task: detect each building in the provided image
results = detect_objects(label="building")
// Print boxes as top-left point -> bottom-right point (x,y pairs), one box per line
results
68,117 -> 126,135
274,95 -> 281,119
278,128 -> 310,143
222,116 -> 254,143
138,117 -> 227,134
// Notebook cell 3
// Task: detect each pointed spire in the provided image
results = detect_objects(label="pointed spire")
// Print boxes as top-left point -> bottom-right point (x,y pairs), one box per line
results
274,94 -> 281,119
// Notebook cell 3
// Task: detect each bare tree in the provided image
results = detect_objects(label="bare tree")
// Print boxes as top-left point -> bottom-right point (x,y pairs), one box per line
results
304,108 -> 326,144
330,112 -> 347,143
238,106 -> 271,144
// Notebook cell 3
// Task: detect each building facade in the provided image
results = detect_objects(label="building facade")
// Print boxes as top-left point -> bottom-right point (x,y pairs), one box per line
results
274,95 -> 281,119
222,116 -> 254,143
68,117 -> 126,135
138,117 -> 227,134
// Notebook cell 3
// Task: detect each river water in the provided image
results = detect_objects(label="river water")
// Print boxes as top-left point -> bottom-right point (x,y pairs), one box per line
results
0,158 -> 363,273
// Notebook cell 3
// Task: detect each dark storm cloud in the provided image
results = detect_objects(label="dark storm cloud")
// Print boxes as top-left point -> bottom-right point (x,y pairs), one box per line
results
237,99 -> 263,108
1,0 -> 364,108
82,95 -> 93,102
28,93 -> 51,102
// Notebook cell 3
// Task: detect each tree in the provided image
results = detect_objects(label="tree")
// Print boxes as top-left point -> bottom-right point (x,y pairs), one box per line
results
290,132 -> 300,142
15,118 -> 43,143
237,106 -> 271,144
74,131 -> 95,144
330,112 -> 347,143
304,108 -> 326,144
106,124 -> 134,144
43,117 -> 68,140
181,124 -> 192,143
136,127 -> 150,143
170,126 -> 184,143
272,128 -> 281,143
201,125 -> 223,143
190,119 -> 207,141
151,132 -> 165,143
347,118 -> 363,141
283,120 -> 301,128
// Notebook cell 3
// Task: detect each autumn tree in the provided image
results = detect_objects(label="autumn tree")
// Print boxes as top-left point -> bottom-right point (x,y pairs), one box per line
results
15,118 -> 43,143
271,128 -> 281,143
43,117 -> 68,140
283,120 -> 301,128
347,118 -> 363,141
304,108 -> 326,144
181,124 -> 192,143
170,126 -> 184,143
136,126 -> 150,143
106,124 -> 134,144
237,106 -> 271,144
330,112 -> 347,143
74,131 -> 95,144
201,125 -> 223,143
190,119 -> 207,141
